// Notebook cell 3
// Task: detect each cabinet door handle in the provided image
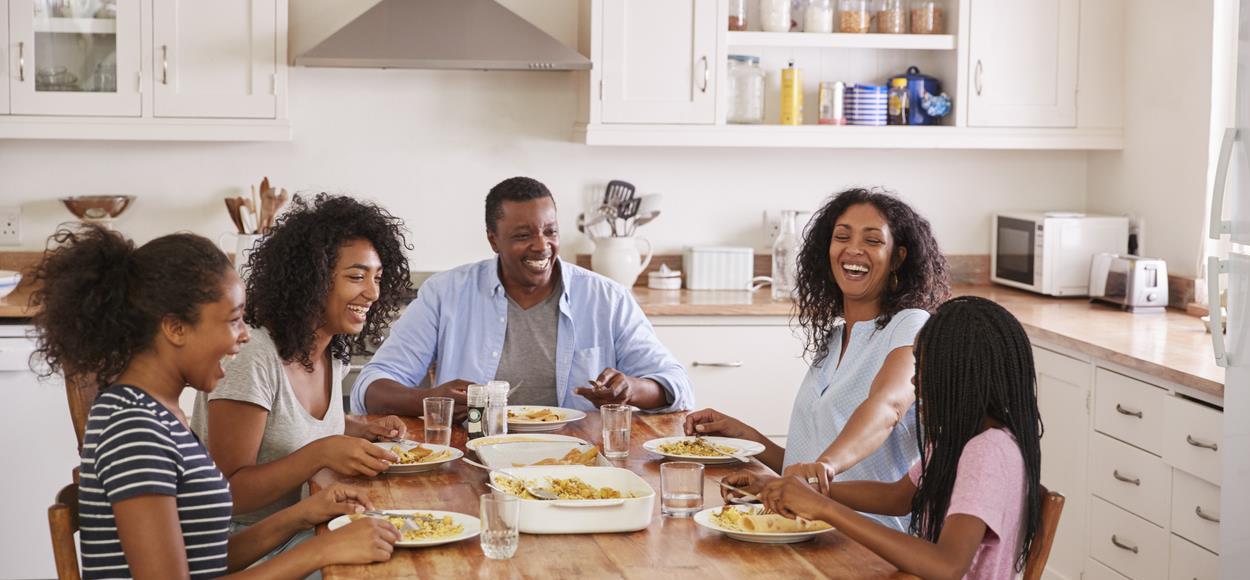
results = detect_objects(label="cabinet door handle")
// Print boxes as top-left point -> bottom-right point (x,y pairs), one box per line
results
18,42 -> 24,82
1112,470 -> 1141,486
162,45 -> 169,85
1110,535 -> 1139,554
699,55 -> 709,93
974,59 -> 983,96
692,361 -> 743,368
1114,404 -> 1143,419
1195,506 -> 1220,523
1186,435 -> 1219,451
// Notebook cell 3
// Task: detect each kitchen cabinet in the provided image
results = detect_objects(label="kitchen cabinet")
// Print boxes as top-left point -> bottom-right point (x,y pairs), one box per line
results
1034,345 -> 1091,580
966,0 -> 1079,127
598,0 -> 719,124
0,5 -> 8,113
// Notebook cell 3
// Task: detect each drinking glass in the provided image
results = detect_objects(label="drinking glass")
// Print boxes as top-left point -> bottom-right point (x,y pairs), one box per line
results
423,397 -> 454,447
480,493 -> 520,559
660,461 -> 704,517
600,404 -> 632,459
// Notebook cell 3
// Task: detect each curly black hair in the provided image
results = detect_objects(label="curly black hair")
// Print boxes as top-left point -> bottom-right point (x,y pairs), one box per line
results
30,225 -> 232,388
485,176 -> 554,233
243,193 -> 412,371
796,188 -> 950,366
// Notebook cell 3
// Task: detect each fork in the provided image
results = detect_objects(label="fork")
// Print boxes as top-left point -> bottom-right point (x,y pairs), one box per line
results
362,510 -> 422,532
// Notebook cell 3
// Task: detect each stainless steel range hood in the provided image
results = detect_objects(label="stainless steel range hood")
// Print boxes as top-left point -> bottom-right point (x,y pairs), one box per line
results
296,0 -> 591,71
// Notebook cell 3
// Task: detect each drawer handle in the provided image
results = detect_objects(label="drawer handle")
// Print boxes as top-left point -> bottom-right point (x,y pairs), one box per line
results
1112,470 -> 1141,486
1110,534 -> 1139,554
1195,506 -> 1220,523
1115,404 -> 1143,419
692,361 -> 743,368
1186,435 -> 1219,452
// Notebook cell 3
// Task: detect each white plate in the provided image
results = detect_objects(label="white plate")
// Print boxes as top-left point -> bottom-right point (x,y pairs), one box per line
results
327,510 -> 480,547
505,405 -> 587,432
465,433 -> 590,453
373,441 -> 462,474
693,505 -> 834,544
642,436 -> 765,464
476,441 -> 611,469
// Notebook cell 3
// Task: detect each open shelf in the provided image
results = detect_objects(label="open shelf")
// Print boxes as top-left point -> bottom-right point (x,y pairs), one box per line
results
727,31 -> 956,50
34,17 -> 117,35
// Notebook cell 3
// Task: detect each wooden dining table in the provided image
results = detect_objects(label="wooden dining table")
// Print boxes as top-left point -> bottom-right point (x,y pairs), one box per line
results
315,412 -> 917,579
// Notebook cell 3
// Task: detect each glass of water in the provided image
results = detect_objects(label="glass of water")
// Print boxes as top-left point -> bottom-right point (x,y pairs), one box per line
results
600,404 -> 632,460
479,493 -> 520,560
423,397 -> 454,447
660,461 -> 704,517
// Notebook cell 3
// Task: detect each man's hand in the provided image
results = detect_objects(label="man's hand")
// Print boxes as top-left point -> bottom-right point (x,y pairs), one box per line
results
574,368 -> 636,408
427,379 -> 471,421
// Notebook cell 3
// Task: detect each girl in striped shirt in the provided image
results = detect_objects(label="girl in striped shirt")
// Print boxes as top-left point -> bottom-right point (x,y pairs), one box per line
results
32,226 -> 400,579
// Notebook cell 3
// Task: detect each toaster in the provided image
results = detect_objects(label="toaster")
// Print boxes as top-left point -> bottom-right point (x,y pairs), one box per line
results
1088,253 -> 1168,313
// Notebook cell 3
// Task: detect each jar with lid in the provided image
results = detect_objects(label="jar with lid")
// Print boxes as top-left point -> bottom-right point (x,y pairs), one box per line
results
910,0 -> 944,34
729,0 -> 748,30
803,0 -> 834,33
485,380 -> 510,436
466,384 -> 487,440
887,77 -> 909,125
875,0 -> 907,33
727,55 -> 765,124
838,0 -> 872,33
760,0 -> 791,32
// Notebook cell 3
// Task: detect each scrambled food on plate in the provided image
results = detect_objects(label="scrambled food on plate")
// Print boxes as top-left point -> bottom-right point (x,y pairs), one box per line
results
389,443 -> 453,465
497,476 -> 634,500
351,512 -> 464,541
657,438 -> 738,457
513,446 -> 601,467
508,407 -> 563,423
709,506 -> 832,533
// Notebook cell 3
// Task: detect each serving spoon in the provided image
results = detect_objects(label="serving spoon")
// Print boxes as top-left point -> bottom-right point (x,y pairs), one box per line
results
462,457 -> 560,500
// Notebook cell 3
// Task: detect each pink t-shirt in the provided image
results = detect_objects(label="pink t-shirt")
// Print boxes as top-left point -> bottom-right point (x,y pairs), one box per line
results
908,428 -> 1027,580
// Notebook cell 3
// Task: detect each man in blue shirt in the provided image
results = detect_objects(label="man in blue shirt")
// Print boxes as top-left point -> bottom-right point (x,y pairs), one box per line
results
351,177 -> 693,416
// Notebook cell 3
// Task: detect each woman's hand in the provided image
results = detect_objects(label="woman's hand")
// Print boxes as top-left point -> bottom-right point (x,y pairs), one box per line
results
316,517 -> 400,565
362,415 -> 407,442
296,483 -> 373,528
682,408 -> 759,442
758,475 -> 836,522
720,472 -> 778,502
781,461 -> 838,495
315,434 -> 397,477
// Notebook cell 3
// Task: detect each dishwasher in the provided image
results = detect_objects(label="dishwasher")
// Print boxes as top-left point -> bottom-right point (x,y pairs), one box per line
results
0,322 -> 78,579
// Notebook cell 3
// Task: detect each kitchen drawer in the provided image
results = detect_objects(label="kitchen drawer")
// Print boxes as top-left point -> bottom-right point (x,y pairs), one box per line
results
1090,497 -> 1168,580
1086,557 -> 1131,580
1169,534 -> 1218,580
1095,369 -> 1165,454
1170,469 -> 1221,553
1091,433 -> 1171,526
1162,396 -> 1223,485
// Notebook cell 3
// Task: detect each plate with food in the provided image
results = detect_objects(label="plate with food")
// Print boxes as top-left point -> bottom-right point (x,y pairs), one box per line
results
328,510 -> 480,547
465,433 -> 590,453
374,440 -> 462,474
476,441 -> 610,469
505,406 -> 587,432
693,504 -> 834,544
642,436 -> 765,464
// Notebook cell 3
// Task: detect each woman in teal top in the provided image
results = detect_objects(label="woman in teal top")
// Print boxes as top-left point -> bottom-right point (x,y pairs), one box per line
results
685,188 -> 949,530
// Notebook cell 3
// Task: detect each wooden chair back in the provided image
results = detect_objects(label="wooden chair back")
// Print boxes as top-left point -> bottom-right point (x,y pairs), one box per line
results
64,372 -> 98,454
47,483 -> 80,580
1022,486 -> 1065,580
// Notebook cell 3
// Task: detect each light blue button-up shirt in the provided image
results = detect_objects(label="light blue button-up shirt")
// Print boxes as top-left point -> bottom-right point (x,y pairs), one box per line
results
350,258 -> 694,415
784,308 -> 928,532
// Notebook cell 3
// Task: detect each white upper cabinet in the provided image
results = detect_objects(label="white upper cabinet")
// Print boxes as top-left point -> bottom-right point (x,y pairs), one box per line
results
0,4 -> 9,113
153,0 -> 277,119
599,0 -> 718,124
9,0 -> 142,116
967,0 -> 1079,127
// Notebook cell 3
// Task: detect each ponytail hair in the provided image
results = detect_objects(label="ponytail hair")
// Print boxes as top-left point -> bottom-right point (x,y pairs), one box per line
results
30,225 -> 232,388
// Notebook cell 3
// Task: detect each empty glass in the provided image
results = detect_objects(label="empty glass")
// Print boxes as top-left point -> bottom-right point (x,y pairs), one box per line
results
480,494 -> 520,560
600,404 -> 632,459
660,461 -> 704,517
423,397 -> 454,447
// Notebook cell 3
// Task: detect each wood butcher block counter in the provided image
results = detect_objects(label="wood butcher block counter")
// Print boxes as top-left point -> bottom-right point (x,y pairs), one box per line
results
315,413 -> 915,579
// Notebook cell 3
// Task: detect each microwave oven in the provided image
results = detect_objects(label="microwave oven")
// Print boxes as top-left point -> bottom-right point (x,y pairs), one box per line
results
991,212 -> 1128,296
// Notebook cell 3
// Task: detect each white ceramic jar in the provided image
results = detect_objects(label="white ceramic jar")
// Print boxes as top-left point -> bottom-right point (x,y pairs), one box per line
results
759,0 -> 791,32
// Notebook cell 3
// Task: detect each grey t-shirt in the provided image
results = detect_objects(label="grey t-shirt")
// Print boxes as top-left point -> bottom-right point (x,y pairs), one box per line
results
191,326 -> 345,525
494,282 -> 561,406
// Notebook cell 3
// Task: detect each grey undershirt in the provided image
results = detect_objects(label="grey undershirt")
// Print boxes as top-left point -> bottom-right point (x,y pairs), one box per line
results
494,281 -> 561,406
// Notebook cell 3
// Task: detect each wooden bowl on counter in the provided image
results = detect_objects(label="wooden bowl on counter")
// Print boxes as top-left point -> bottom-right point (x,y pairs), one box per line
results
60,195 -> 135,221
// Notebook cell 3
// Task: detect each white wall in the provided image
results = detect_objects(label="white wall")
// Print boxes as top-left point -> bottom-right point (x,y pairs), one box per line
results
0,1 -> 1089,271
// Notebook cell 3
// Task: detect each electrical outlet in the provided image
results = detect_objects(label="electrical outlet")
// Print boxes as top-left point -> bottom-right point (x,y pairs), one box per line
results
762,210 -> 814,246
0,207 -> 19,246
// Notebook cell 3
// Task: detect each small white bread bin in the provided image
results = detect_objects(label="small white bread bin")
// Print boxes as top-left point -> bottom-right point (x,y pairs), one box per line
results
683,246 -> 754,290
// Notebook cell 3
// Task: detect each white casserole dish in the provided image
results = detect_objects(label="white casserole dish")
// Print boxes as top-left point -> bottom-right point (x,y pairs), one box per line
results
476,442 -> 611,469
488,465 -> 655,534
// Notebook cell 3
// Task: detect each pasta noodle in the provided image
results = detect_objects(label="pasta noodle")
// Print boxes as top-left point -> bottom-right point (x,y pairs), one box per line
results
507,407 -> 564,423
350,512 -> 464,541
389,443 -> 452,465
657,438 -> 737,457
513,447 -> 601,467
496,476 -> 633,500
708,506 -> 831,533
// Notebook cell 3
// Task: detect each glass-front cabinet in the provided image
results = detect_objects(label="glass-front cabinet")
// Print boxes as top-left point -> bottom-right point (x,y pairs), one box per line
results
9,0 -> 140,116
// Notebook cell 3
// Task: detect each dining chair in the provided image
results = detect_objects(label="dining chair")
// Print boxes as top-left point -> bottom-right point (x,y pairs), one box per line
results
47,483 -> 80,580
63,372 -> 99,455
1022,486 -> 1066,580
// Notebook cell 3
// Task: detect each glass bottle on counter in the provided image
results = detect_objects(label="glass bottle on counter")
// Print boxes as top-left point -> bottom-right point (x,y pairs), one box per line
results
771,210 -> 800,300
838,0 -> 872,33
887,77 -> 909,125
485,380 -> 510,436
729,0 -> 748,30
760,0 -> 791,32
876,0 -> 907,33
911,0 -> 944,34
727,55 -> 765,124
466,384 -> 487,440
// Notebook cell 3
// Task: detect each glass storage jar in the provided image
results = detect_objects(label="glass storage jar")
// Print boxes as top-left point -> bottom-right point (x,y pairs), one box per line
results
911,0 -> 944,34
803,0 -> 834,33
760,0 -> 791,32
729,0 -> 748,30
838,0 -> 872,33
727,55 -> 766,124
875,0 -> 907,33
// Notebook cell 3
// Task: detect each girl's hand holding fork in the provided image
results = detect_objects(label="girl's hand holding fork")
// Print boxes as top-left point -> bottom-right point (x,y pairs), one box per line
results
758,475 -> 837,522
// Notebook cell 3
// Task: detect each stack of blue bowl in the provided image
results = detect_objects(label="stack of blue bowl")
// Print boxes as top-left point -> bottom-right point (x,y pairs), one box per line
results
845,84 -> 888,126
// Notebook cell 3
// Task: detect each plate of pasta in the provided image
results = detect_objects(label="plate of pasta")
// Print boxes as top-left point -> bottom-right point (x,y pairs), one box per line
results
505,406 -> 587,432
373,440 -> 463,473
329,510 -> 480,547
642,436 -> 765,464
694,504 -> 834,544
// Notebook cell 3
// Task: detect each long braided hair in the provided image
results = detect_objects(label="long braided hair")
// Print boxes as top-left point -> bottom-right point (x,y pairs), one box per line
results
908,296 -> 1043,573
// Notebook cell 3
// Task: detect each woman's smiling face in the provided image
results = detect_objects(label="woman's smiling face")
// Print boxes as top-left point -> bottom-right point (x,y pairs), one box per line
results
828,202 -> 905,306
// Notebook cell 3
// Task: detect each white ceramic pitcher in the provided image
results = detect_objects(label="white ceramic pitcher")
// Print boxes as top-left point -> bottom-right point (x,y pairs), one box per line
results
591,236 -> 653,288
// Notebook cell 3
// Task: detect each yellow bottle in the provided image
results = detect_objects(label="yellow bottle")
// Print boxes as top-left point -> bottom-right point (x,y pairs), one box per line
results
780,60 -> 803,126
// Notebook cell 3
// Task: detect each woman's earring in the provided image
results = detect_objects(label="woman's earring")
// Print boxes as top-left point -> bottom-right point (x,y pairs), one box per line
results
890,272 -> 899,291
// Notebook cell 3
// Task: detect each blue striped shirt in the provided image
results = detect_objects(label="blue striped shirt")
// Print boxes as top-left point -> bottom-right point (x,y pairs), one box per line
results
80,385 -> 233,579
